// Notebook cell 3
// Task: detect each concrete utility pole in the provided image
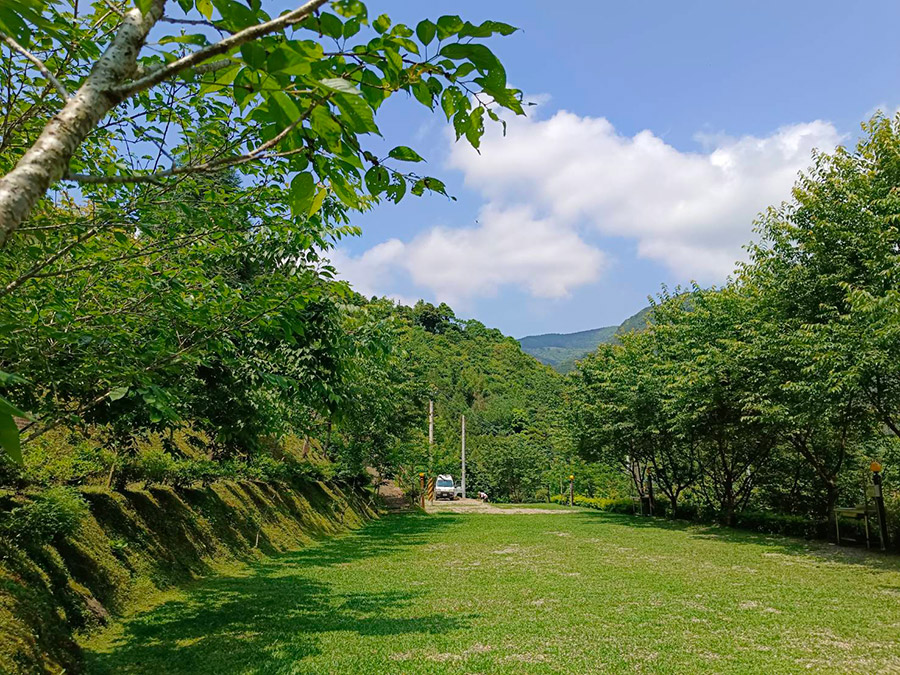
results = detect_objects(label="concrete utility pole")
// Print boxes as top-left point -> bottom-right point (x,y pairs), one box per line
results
428,399 -> 434,468
461,414 -> 466,499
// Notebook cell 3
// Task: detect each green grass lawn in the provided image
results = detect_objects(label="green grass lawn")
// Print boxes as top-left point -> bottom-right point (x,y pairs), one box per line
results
83,510 -> 900,674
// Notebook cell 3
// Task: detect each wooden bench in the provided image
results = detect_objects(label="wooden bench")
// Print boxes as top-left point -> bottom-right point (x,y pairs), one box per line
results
833,485 -> 878,548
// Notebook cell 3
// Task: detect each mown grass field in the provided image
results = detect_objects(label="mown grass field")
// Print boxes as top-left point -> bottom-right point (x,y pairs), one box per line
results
83,509 -> 900,674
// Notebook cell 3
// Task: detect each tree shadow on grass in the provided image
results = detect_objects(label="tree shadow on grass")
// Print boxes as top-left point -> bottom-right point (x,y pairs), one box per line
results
567,510 -> 900,573
85,512 -> 470,674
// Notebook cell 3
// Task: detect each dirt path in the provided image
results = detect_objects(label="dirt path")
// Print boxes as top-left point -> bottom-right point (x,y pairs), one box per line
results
426,498 -> 565,514
376,478 -> 409,511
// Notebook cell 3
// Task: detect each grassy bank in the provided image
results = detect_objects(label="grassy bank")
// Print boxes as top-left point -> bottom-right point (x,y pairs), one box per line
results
0,479 -> 374,674
83,509 -> 900,674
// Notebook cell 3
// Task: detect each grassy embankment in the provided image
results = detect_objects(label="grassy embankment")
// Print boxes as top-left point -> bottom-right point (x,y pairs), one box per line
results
0,479 -> 373,674
85,508 -> 900,674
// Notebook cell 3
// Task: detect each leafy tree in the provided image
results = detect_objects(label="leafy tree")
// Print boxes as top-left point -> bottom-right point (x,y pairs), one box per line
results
0,0 -> 524,463
566,311 -> 699,512
743,113 -> 900,515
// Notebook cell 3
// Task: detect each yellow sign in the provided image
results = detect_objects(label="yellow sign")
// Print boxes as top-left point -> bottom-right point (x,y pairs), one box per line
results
871,461 -> 883,473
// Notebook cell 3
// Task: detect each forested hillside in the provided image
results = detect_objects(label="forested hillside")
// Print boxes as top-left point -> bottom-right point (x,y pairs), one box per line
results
384,301 -> 582,501
517,326 -> 617,372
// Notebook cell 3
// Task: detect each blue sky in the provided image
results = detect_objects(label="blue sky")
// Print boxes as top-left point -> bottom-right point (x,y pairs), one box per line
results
328,0 -> 900,337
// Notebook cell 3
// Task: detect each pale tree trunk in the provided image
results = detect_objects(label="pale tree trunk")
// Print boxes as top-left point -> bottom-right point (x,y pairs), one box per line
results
0,0 -> 328,243
0,2 -> 165,243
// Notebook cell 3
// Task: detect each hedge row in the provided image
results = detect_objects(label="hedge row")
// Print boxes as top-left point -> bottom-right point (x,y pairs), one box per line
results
551,494 -> 838,541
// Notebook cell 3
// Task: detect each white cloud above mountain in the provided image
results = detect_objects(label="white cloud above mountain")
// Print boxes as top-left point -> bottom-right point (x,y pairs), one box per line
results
333,105 -> 844,302
448,109 -> 843,279
330,205 -> 605,305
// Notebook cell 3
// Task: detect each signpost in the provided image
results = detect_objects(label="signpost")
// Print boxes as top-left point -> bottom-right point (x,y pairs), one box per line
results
871,462 -> 889,551
419,472 -> 425,510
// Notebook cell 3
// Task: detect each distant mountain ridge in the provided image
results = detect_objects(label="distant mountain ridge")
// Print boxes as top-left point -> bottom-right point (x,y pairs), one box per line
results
518,305 -> 653,372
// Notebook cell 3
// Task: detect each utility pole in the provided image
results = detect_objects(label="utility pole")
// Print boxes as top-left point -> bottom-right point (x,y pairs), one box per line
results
428,399 -> 434,469
461,414 -> 466,499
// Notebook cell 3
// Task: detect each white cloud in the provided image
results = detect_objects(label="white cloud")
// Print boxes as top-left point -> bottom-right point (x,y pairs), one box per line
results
330,205 -> 605,304
449,109 -> 844,279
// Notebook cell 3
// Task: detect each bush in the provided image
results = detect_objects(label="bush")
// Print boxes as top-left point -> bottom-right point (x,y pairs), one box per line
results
551,494 -> 636,513
0,453 -> 24,489
18,427 -> 112,487
170,458 -> 221,488
0,487 -> 89,546
134,447 -> 176,487
733,510 -> 828,539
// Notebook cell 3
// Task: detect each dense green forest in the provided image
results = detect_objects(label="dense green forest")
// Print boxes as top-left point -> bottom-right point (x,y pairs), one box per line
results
567,116 -> 900,538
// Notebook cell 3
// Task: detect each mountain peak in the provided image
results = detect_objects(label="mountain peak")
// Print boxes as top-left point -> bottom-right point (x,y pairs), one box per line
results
518,306 -> 652,372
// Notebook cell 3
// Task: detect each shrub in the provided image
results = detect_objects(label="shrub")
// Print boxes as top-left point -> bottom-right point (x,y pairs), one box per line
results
0,453 -> 24,489
171,458 -> 221,488
733,510 -> 828,539
134,447 -> 176,487
551,494 -> 636,513
0,487 -> 89,546
18,427 -> 112,488
247,455 -> 289,483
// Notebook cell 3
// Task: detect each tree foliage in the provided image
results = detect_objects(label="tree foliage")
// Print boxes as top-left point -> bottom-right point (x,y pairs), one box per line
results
567,114 -> 900,525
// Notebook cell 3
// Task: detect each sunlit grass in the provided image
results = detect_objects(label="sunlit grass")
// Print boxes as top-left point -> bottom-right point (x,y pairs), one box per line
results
84,510 -> 900,674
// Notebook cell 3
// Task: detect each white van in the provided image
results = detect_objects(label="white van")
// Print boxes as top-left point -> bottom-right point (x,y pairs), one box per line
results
434,474 -> 460,500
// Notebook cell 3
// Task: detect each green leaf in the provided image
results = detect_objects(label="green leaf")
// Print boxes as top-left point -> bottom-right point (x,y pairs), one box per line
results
387,176 -> 406,203
335,94 -> 378,134
308,187 -> 327,215
197,0 -> 213,18
436,15 -> 464,40
373,13 -> 391,34
290,172 -> 316,216
317,12 -> 343,38
310,106 -> 342,148
319,78 -> 362,96
233,67 -> 261,106
365,166 -> 390,195
440,42 -> 503,79
388,146 -> 424,162
109,386 -> 130,401
0,371 -> 27,386
342,17 -> 360,38
466,106 -> 485,148
415,19 -> 436,46
198,62 -> 240,96
159,33 -> 210,46
269,91 -> 301,126
240,42 -> 267,69
0,413 -> 21,466
330,174 -> 359,208
267,44 -> 313,76
211,0 -> 256,31
412,81 -> 432,108
459,20 -> 518,38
